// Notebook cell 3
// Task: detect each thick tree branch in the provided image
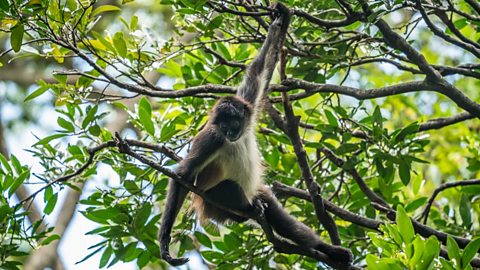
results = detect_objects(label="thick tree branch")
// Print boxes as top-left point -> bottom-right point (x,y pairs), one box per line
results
281,92 -> 342,246
418,112 -> 475,131
292,9 -> 363,29
279,78 -> 480,118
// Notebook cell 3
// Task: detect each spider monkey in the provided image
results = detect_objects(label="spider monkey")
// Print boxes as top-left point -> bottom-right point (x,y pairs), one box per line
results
159,3 -> 353,266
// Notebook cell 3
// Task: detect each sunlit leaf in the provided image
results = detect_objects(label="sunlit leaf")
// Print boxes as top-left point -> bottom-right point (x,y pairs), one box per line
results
92,5 -> 121,17
10,24 -> 24,52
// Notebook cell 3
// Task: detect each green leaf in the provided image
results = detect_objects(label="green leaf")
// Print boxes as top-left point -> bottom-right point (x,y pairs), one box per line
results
82,105 -> 98,129
416,236 -> 439,270
10,24 -> 24,52
3,175 -> 14,191
396,205 -> 414,244
158,60 -> 182,78
366,254 -> 380,269
139,96 -> 152,116
0,205 -> 11,223
130,15 -> 138,29
461,238 -> 480,268
89,125 -> 101,136
57,117 -> 75,132
439,257 -> 456,270
136,251 -> 150,268
398,159 -> 411,186
139,107 -> 154,135
124,180 -> 139,194
446,236 -> 461,266
409,236 -> 424,263
44,193 -> 58,215
91,32 -> 116,53
201,250 -> 223,263
92,5 -> 121,16
394,122 -> 419,143
0,153 -> 12,173
99,246 -> 112,268
194,231 -> 212,248
54,73 -> 67,85
324,110 -> 338,127
459,194 -> 472,228
33,133 -> 67,146
206,16 -> 223,31
372,106 -> 383,127
454,18 -> 468,30
113,32 -> 127,58
41,234 -> 61,246
176,8 -> 199,14
76,245 -> 104,264
223,233 -> 240,250
24,85 -> 50,102
10,155 -> 22,174
134,203 -> 152,231
404,197 -> 427,212
8,170 -> 29,197
0,0 -> 9,11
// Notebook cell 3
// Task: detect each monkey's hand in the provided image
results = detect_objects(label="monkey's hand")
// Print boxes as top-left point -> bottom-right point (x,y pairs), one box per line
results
251,197 -> 268,218
270,2 -> 291,30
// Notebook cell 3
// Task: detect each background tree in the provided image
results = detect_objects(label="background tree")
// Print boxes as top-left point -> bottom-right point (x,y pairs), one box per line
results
0,0 -> 479,269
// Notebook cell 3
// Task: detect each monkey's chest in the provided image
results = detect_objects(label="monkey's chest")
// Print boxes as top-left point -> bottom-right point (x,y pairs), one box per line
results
219,138 -> 262,199
208,136 -> 263,200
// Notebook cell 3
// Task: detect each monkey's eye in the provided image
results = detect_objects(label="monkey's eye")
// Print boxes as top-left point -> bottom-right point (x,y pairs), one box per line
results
231,120 -> 240,129
219,122 -> 228,130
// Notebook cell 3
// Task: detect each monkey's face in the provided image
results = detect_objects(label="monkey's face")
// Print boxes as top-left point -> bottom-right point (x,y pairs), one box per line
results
219,117 -> 244,141
213,97 -> 252,142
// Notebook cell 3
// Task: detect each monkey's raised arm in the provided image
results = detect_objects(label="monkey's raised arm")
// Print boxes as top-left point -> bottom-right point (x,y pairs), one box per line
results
159,129 -> 225,266
237,3 -> 291,106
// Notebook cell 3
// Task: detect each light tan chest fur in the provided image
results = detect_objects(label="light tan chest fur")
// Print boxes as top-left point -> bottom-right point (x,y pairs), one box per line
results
194,131 -> 263,201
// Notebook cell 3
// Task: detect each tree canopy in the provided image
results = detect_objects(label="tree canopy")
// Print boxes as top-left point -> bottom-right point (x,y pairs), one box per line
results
0,0 -> 479,269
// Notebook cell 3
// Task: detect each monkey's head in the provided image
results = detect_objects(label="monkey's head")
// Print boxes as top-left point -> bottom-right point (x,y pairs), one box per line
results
212,96 -> 253,142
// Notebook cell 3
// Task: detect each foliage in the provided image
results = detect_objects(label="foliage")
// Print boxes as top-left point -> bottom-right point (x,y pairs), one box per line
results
0,0 -> 479,269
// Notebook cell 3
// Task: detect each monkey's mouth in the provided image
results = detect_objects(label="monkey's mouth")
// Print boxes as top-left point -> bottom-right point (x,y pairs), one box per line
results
226,131 -> 241,142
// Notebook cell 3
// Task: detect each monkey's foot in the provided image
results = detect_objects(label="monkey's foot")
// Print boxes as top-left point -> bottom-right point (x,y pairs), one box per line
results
162,253 -> 189,266
320,245 -> 353,264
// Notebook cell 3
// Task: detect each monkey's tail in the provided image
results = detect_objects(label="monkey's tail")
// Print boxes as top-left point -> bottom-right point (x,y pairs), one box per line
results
258,187 -> 353,264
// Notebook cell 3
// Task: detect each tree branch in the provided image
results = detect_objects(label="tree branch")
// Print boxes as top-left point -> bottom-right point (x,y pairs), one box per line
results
281,92 -> 342,246
278,78 -> 480,118
273,182 -> 480,267
319,148 -> 390,209
420,179 -> 480,224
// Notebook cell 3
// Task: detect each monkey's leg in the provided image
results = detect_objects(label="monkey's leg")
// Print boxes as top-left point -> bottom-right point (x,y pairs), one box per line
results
200,180 -> 251,223
256,187 -> 353,264
159,180 -> 190,266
